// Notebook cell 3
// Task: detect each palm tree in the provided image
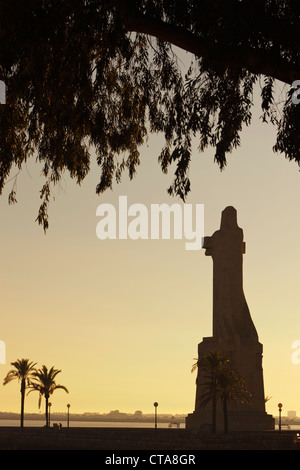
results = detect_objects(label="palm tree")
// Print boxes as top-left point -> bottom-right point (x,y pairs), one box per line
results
192,351 -> 230,433
217,367 -> 252,434
3,359 -> 37,428
29,365 -> 69,427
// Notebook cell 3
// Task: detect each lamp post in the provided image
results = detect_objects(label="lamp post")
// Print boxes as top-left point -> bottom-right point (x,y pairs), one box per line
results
67,404 -> 70,428
278,403 -> 282,432
154,402 -> 158,429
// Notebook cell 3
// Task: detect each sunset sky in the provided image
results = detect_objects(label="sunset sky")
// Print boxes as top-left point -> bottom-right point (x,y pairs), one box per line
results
0,73 -> 300,421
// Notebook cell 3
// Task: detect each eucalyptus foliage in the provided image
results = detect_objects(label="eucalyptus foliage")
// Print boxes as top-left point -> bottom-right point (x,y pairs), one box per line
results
0,0 -> 299,229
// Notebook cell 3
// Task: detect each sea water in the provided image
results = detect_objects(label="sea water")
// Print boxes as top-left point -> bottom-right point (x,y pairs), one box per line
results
0,419 -> 184,428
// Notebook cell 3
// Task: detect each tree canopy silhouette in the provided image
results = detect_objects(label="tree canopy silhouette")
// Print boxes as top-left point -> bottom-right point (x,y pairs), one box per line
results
3,358 -> 37,428
29,365 -> 69,427
0,0 -> 299,230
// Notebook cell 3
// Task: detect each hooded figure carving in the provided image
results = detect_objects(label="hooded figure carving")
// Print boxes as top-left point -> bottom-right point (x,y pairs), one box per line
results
203,206 -> 258,342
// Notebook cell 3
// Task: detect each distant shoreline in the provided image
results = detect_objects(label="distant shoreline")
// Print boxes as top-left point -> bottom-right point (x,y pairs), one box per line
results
1,412 -> 297,426
0,411 -> 186,423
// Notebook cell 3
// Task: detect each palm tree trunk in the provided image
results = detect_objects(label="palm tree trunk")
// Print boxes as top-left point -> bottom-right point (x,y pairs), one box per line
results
212,393 -> 217,433
45,396 -> 49,427
20,379 -> 25,428
223,397 -> 228,434
212,376 -> 217,433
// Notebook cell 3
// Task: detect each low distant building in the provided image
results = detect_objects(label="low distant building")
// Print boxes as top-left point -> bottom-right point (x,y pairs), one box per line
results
288,411 -> 297,419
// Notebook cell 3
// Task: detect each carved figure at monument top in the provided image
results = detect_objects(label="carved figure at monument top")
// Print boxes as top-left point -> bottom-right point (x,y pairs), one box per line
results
202,206 -> 258,342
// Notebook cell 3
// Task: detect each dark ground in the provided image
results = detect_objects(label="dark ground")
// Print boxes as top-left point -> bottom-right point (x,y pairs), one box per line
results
0,426 -> 297,450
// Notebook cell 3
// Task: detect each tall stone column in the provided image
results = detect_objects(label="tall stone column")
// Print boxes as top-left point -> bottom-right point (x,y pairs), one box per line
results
186,207 -> 274,431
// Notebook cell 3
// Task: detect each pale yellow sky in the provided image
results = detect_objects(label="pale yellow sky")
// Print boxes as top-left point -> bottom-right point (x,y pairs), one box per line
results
0,79 -> 300,420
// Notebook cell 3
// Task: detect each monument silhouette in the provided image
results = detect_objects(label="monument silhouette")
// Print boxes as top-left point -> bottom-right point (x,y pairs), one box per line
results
186,206 -> 275,431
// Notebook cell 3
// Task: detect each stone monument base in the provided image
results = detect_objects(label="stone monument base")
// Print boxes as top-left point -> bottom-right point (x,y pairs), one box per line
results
186,335 -> 275,433
186,409 -> 275,433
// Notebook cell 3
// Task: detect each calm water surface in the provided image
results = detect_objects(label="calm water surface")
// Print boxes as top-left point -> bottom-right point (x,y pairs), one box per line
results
0,419 -> 184,428
1,420 -> 299,431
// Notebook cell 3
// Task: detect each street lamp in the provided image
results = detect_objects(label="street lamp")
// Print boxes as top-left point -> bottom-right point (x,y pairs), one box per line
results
67,404 -> 70,428
278,403 -> 282,432
154,402 -> 158,429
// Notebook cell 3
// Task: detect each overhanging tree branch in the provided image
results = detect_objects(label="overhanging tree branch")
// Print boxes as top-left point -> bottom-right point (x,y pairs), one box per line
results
120,9 -> 300,85
1,0 -> 299,230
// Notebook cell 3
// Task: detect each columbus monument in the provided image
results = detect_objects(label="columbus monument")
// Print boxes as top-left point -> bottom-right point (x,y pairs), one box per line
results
186,206 -> 274,431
